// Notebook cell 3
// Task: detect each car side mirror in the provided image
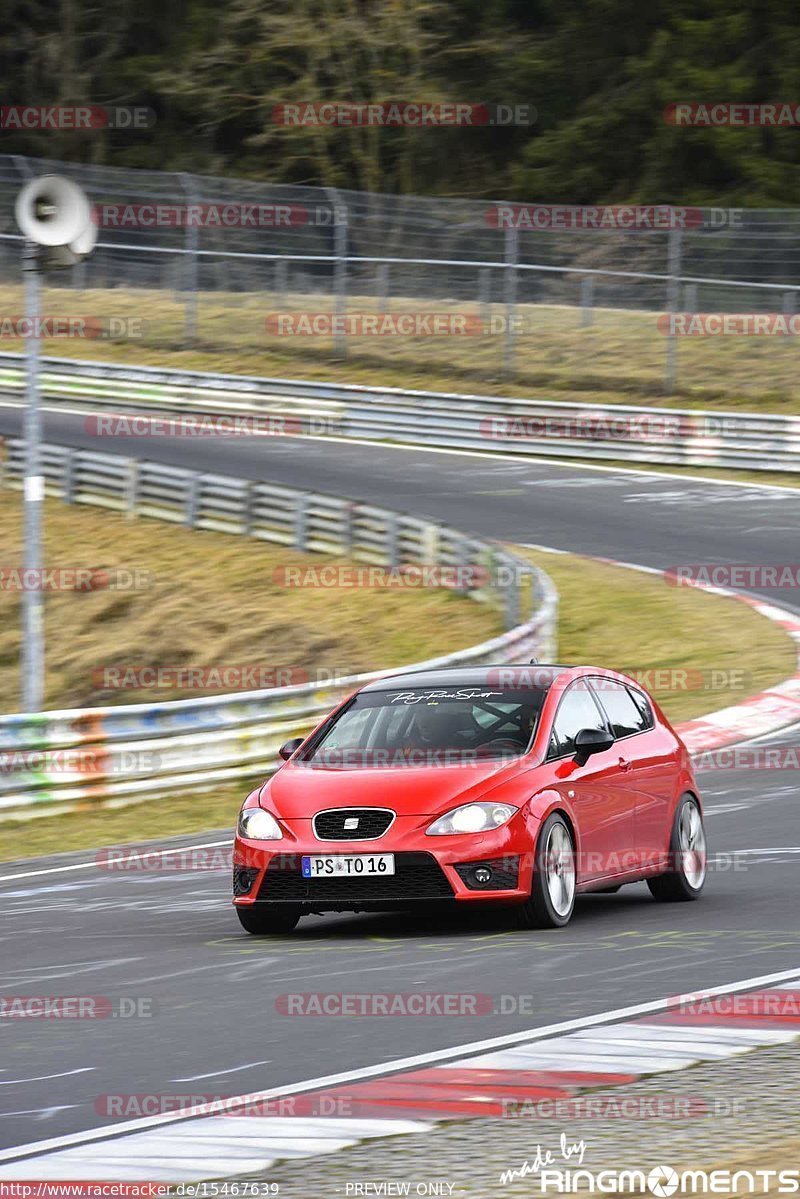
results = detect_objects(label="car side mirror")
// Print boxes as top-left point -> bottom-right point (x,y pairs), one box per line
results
278,737 -> 304,761
574,727 -> 614,766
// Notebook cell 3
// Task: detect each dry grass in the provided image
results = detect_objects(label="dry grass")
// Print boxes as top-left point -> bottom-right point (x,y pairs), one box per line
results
0,493 -> 501,711
2,282 -> 800,415
521,547 -> 795,724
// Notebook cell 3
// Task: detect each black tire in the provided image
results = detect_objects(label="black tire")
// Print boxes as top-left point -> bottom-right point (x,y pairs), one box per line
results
517,812 -> 576,929
236,904 -> 301,935
647,794 -> 707,903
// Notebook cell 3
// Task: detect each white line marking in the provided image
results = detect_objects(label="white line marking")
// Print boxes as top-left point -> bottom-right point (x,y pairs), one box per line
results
171,1060 -> 271,1082
2,965 -> 800,1164
0,841 -> 232,883
0,1068 -> 94,1086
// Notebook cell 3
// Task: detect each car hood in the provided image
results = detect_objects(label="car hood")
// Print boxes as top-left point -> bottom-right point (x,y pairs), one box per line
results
262,757 -> 526,820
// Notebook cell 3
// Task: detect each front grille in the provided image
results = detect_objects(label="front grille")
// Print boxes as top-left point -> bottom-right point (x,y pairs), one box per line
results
454,856 -> 520,891
257,852 -> 454,903
313,808 -> 394,841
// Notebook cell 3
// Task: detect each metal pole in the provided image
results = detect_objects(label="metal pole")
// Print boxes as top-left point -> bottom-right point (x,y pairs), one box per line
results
504,225 -> 518,374
180,174 -> 198,346
22,246 -> 44,711
184,223 -> 198,345
664,228 -> 682,394
333,207 -> 348,357
580,277 -> 594,327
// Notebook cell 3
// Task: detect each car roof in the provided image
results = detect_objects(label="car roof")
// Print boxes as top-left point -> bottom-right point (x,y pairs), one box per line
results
360,664 -> 573,693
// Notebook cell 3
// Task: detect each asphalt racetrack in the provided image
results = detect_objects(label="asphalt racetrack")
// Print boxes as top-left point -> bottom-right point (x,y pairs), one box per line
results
1,405 -> 798,1156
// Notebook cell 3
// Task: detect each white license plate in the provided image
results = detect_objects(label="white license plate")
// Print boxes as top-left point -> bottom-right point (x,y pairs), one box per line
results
301,854 -> 395,878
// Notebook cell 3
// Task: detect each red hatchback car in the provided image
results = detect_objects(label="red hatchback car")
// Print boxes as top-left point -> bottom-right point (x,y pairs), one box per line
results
232,665 -> 707,933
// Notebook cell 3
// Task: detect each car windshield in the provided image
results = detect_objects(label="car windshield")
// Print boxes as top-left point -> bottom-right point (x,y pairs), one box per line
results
300,685 -> 549,769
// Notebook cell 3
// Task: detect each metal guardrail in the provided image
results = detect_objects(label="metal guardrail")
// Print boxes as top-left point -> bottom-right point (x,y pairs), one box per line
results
0,352 -> 798,473
0,438 -> 558,820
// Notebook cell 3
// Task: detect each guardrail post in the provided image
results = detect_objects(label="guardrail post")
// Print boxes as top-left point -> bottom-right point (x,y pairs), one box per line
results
328,192 -> 348,358
422,522 -> 439,567
242,481 -> 254,537
664,228 -> 682,394
294,493 -> 309,551
63,448 -> 76,504
124,459 -> 140,517
580,277 -> 594,328
386,514 -> 400,570
455,538 -> 474,595
185,472 -> 200,528
684,283 -> 698,313
503,225 -> 518,374
505,573 -> 520,631
342,501 -> 355,554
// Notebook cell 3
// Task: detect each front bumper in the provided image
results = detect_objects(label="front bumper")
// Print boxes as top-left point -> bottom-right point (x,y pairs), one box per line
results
233,819 -> 533,912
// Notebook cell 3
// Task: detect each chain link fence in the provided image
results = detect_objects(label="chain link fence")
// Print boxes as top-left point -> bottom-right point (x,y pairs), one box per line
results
1,154 -> 800,397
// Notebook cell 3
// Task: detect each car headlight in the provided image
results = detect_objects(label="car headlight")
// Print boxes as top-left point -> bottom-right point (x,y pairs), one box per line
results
238,806 -> 283,840
426,801 -> 517,836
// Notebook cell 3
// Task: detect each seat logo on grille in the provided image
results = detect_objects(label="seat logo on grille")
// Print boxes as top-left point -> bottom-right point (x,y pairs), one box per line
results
343,817 -> 360,830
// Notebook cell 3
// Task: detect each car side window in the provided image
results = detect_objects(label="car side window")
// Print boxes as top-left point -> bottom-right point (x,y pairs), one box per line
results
628,687 -> 655,729
548,683 -> 608,759
592,680 -> 648,738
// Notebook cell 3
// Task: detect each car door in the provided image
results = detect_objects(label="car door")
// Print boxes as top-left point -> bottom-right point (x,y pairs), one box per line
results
591,681 -> 676,870
546,680 -> 637,884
